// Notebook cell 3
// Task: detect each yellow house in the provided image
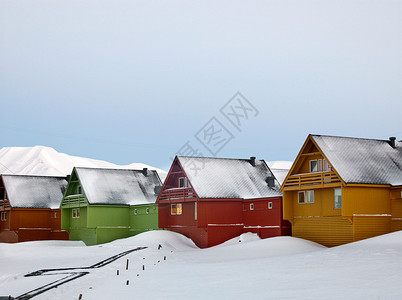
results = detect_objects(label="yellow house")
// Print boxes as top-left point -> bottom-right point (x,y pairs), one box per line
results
281,134 -> 402,247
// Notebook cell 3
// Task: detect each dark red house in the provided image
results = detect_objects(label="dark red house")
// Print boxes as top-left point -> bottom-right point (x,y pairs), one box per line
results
157,156 -> 291,248
0,175 -> 69,243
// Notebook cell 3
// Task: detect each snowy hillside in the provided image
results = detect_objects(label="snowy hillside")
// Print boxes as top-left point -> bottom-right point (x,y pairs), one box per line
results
0,146 -> 167,181
1,230 -> 401,299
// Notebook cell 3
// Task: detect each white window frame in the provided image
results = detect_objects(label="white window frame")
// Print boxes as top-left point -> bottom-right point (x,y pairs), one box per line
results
334,188 -> 342,209
72,208 -> 80,218
268,202 -> 273,209
250,203 -> 254,210
146,207 -> 150,214
194,202 -> 197,221
318,159 -> 322,172
134,209 -> 138,215
0,211 -> 7,221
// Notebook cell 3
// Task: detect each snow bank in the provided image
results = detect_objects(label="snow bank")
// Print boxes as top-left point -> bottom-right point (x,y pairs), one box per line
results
105,230 -> 199,251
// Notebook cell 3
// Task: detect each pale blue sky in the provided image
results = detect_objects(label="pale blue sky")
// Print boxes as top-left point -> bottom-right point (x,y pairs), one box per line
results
0,0 -> 401,171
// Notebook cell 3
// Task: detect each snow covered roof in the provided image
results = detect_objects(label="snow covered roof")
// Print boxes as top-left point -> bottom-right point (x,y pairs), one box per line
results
267,161 -> 292,185
75,167 -> 162,205
1,175 -> 67,209
177,156 -> 282,199
312,135 -> 402,186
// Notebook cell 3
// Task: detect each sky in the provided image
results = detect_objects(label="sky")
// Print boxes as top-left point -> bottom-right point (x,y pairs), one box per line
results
0,0 -> 401,171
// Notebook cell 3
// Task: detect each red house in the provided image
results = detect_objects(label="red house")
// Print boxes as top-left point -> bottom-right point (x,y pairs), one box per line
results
157,156 -> 291,248
0,175 -> 69,243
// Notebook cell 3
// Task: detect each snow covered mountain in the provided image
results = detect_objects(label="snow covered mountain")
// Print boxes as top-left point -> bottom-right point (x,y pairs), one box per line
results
0,146 -> 167,182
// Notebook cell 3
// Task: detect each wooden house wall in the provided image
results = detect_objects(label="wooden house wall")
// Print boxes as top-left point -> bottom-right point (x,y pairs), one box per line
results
159,201 -> 197,228
9,209 -> 51,230
243,197 -> 291,238
197,199 -> 243,227
0,210 -> 10,231
390,187 -> 402,232
129,204 -> 159,236
0,209 -> 67,243
292,216 -> 353,247
342,186 -> 390,216
285,188 -> 342,218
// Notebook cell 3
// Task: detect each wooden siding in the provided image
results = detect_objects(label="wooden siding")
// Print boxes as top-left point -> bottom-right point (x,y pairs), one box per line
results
353,215 -> 391,241
1,209 -> 68,243
286,188 -> 342,218
390,187 -> 402,231
197,200 -> 243,228
342,187 -> 390,217
292,216 -> 353,247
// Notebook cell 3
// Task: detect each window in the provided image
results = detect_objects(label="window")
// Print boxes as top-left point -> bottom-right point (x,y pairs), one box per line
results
323,159 -> 331,172
0,212 -> 7,221
146,208 -> 150,214
72,208 -> 80,218
178,177 -> 189,188
171,203 -> 182,215
54,212 -> 57,218
250,203 -> 254,210
77,186 -> 82,194
310,160 -> 318,173
194,202 -> 197,220
318,159 -> 322,172
134,209 -> 138,215
334,188 -> 342,209
298,191 -> 305,204
298,191 -> 314,204
268,202 -> 273,209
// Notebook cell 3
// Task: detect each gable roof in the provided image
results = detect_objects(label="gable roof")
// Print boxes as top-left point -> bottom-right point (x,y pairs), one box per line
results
75,167 -> 162,205
311,135 -> 402,186
1,175 -> 67,209
177,156 -> 281,199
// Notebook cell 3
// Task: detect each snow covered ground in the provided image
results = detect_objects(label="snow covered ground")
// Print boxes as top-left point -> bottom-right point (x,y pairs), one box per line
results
0,146 -> 167,181
1,230 -> 401,299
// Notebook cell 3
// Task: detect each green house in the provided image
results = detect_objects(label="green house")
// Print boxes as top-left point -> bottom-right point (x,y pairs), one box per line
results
61,167 -> 161,245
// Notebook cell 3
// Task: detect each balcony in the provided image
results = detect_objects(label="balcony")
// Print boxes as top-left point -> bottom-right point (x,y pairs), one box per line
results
61,194 -> 87,207
158,188 -> 197,202
282,171 -> 341,191
0,199 -> 10,210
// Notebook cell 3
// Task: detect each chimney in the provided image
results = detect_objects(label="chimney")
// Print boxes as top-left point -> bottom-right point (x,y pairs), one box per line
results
142,168 -> 148,176
266,176 -> 275,188
249,156 -> 256,167
389,137 -> 396,149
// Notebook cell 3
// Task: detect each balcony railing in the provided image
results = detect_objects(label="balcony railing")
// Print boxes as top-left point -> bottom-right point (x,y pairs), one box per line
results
282,171 -> 341,190
158,188 -> 197,202
61,194 -> 87,207
0,199 -> 10,210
